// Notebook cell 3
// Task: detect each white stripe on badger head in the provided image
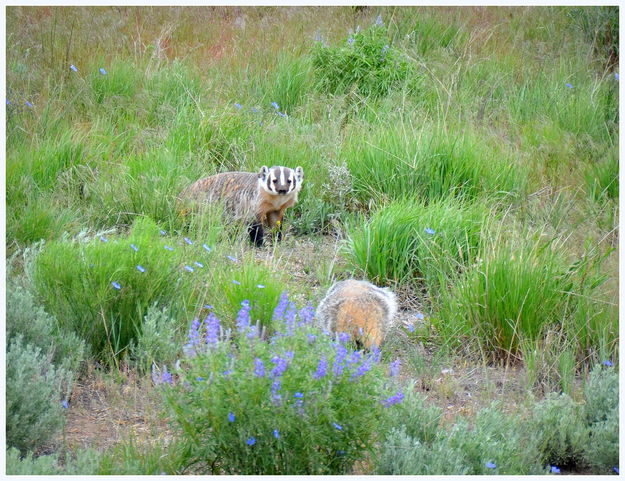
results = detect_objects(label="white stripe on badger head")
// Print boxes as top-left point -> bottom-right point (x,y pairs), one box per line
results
279,166 -> 286,187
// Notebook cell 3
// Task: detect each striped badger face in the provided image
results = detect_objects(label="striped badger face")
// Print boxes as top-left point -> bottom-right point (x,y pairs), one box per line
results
258,165 -> 304,196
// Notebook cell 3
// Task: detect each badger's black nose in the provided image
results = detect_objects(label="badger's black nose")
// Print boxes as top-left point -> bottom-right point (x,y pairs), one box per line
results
278,189 -> 288,195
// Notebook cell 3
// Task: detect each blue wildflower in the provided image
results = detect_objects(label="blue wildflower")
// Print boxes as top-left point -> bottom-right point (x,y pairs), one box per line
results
164,245 -> 174,251
351,358 -> 373,380
234,102 -> 242,109
332,422 -> 343,431
307,334 -> 317,344
272,291 -> 290,321
159,230 -> 167,236
70,64 -> 78,72
184,237 -> 193,245
184,265 -> 194,272
188,318 -> 201,345
615,73 -> 619,81
202,243 -> 211,252
111,281 -> 121,290
406,323 -> 415,333
6,99 -> 10,105
236,300 -> 251,332
375,14 -> 384,26
161,366 -> 173,385
130,243 -> 139,252
382,391 -> 405,407
277,111 -> 287,117
227,255 -> 237,262
254,358 -> 265,377
271,379 -> 282,404
271,101 -> 280,110
246,437 -> 256,446
194,261 -> 204,268
100,235 -> 108,242
565,83 -> 573,89
425,227 -> 435,235
228,412 -> 235,422
25,100 -> 33,108
257,284 -> 265,288
62,399 -> 70,409
99,67 -> 107,75
613,467 -> 619,474
416,312 -> 425,321
273,429 -> 280,439
204,304 -> 213,309
550,465 -> 560,474
205,312 -> 220,346
232,280 -> 241,285
486,461 -> 497,469
333,343 -> 348,376
270,355 -> 289,378
298,304 -> 315,325
389,358 -> 401,377
196,377 -> 205,381
338,332 -> 351,344
603,360 -> 613,367
347,36 -> 355,46
136,265 -> 146,273
285,302 -> 297,336
313,356 -> 328,379
251,106 -> 258,113
294,392 -> 304,398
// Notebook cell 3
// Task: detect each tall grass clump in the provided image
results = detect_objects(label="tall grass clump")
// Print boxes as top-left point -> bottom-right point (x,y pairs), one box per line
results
584,144 -> 619,202
312,17 -> 418,98
162,292 -> 405,474
346,197 -> 490,291
33,217 -> 206,362
342,123 -> 526,207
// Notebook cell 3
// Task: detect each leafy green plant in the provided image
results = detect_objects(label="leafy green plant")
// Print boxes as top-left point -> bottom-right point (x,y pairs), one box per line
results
312,20 -> 417,98
6,447 -> 101,475
129,304 -> 181,373
6,336 -> 73,454
163,292 -> 405,474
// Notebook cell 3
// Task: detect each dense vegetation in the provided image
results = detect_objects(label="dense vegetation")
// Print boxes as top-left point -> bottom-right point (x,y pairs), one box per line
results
6,6 -> 618,475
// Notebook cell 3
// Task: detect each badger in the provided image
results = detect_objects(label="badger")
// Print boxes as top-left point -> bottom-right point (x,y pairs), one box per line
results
316,279 -> 398,349
178,165 -> 304,247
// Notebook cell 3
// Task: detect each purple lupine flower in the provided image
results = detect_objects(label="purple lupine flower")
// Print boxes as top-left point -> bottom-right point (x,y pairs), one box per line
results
184,237 -> 193,245
486,461 -> 496,469
271,379 -> 282,404
130,243 -> 139,252
338,332 -> 351,345
381,391 -> 404,407
313,356 -> 328,379
346,350 -> 362,367
228,412 -> 235,422
99,67 -> 107,75
347,36 -> 355,46
370,343 -> 381,363
188,318 -> 201,345
246,324 -> 259,339
205,312 -> 220,346
236,300 -> 251,332
351,358 -> 373,380
202,243 -> 211,252
270,355 -> 289,378
613,467 -> 619,474
333,343 -> 348,377
389,358 -> 401,377
111,281 -> 121,290
70,64 -> 78,72
223,369 -> 232,377
285,302 -> 297,336
332,422 -> 343,431
6,98 -> 10,105
162,366 -> 173,385
272,291 -> 290,321
285,351 -> 294,362
246,437 -> 256,446
136,265 -> 146,273
254,358 -> 265,377
307,334 -> 317,344
298,304 -> 315,325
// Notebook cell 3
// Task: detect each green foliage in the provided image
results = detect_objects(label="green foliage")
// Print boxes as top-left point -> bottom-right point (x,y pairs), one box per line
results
6,447 -> 101,475
313,21 -> 417,98
585,145 -> 619,202
342,123 -> 526,206
129,304 -> 181,373
98,439 -> 191,475
33,217 -> 201,363
582,366 -> 619,472
6,336 -> 72,453
163,293 -> 403,474
528,393 -> 587,467
346,197 -> 489,290
568,6 -> 619,66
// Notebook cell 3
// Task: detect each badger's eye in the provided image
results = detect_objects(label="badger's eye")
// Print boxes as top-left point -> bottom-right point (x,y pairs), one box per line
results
287,179 -> 292,184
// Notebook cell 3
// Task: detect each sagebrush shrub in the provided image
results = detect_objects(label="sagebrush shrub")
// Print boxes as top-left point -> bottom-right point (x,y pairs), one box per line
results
312,20 -> 417,98
6,336 -> 73,453
6,447 -> 101,475
129,304 -> 181,373
162,293 -> 406,475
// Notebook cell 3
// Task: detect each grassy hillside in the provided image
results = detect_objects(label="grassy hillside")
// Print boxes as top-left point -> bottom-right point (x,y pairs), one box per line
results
5,6 -> 619,475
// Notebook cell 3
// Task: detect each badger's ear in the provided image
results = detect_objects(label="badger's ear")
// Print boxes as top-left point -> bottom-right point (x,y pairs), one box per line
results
295,166 -> 304,182
258,165 -> 270,180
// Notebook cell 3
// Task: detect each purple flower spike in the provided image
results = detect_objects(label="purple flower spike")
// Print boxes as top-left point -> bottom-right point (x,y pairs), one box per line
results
381,391 -> 405,407
161,366 -> 173,385
253,358 -> 265,377
205,312 -> 220,346
272,291 -> 290,321
236,300 -> 251,332
313,356 -> 328,379
389,358 -> 401,377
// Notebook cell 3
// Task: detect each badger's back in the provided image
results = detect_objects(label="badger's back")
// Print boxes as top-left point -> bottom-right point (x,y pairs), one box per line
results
178,171 -> 259,219
317,279 -> 398,348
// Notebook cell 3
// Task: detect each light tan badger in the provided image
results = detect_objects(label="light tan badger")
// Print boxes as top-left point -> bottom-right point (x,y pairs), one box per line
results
316,279 -> 398,349
178,165 -> 304,246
